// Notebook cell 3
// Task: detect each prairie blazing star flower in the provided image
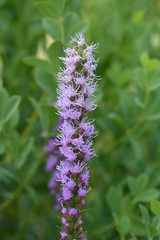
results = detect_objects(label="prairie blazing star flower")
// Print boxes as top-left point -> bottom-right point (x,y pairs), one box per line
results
56,33 -> 99,239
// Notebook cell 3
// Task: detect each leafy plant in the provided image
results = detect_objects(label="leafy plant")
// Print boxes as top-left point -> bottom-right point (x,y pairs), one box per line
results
1,0 -> 160,239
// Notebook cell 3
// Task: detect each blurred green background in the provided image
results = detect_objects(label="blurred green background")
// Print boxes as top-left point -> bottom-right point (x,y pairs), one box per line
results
1,0 -> 160,239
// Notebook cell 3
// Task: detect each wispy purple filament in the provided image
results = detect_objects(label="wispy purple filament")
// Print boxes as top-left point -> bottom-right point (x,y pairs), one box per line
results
56,33 -> 99,239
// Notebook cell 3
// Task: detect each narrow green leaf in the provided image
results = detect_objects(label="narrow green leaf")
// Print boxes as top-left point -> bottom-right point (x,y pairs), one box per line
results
6,130 -> 21,159
139,205 -> 150,223
5,110 -> 19,130
28,96 -> 45,130
0,166 -> 18,181
18,137 -> 34,168
137,189 -> 159,203
147,114 -> 160,121
3,96 -> 21,123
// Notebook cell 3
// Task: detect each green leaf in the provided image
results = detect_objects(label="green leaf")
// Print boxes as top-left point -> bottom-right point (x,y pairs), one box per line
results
43,18 -> 61,41
127,176 -> 136,196
68,21 -> 89,43
47,41 -> 64,74
106,187 -> 122,216
146,223 -> 157,239
139,205 -> 150,223
26,229 -> 39,240
134,97 -> 144,108
119,215 -> 131,236
26,186 -> 37,204
35,69 -> 57,100
28,97 -> 57,132
148,59 -> 159,72
132,9 -> 145,25
23,57 -> 52,73
34,1 -> 60,19
140,52 -> 159,73
63,12 -> 79,36
28,96 -> 46,130
64,13 -> 88,44
140,52 -> 149,69
0,165 -> 18,182
130,215 -> 147,236
5,110 -> 19,130
108,112 -> 125,129
0,0 -> 8,7
147,114 -> 160,121
3,96 -> 21,123
64,0 -> 74,12
150,200 -> 160,217
130,234 -> 138,240
17,137 -> 34,168
137,189 -> 159,203
42,105 -> 58,132
152,216 -> 159,228
6,130 -> 21,159
35,0 -> 67,19
148,68 -> 160,91
135,174 -> 149,195
108,63 -> 131,86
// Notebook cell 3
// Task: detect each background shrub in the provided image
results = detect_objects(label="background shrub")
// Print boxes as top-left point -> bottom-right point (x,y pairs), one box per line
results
1,0 -> 160,239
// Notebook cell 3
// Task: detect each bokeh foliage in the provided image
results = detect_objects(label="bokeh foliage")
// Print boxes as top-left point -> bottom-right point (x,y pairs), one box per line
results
1,0 -> 160,239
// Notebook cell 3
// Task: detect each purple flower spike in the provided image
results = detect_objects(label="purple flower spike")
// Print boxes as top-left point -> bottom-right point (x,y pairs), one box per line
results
56,33 -> 99,239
